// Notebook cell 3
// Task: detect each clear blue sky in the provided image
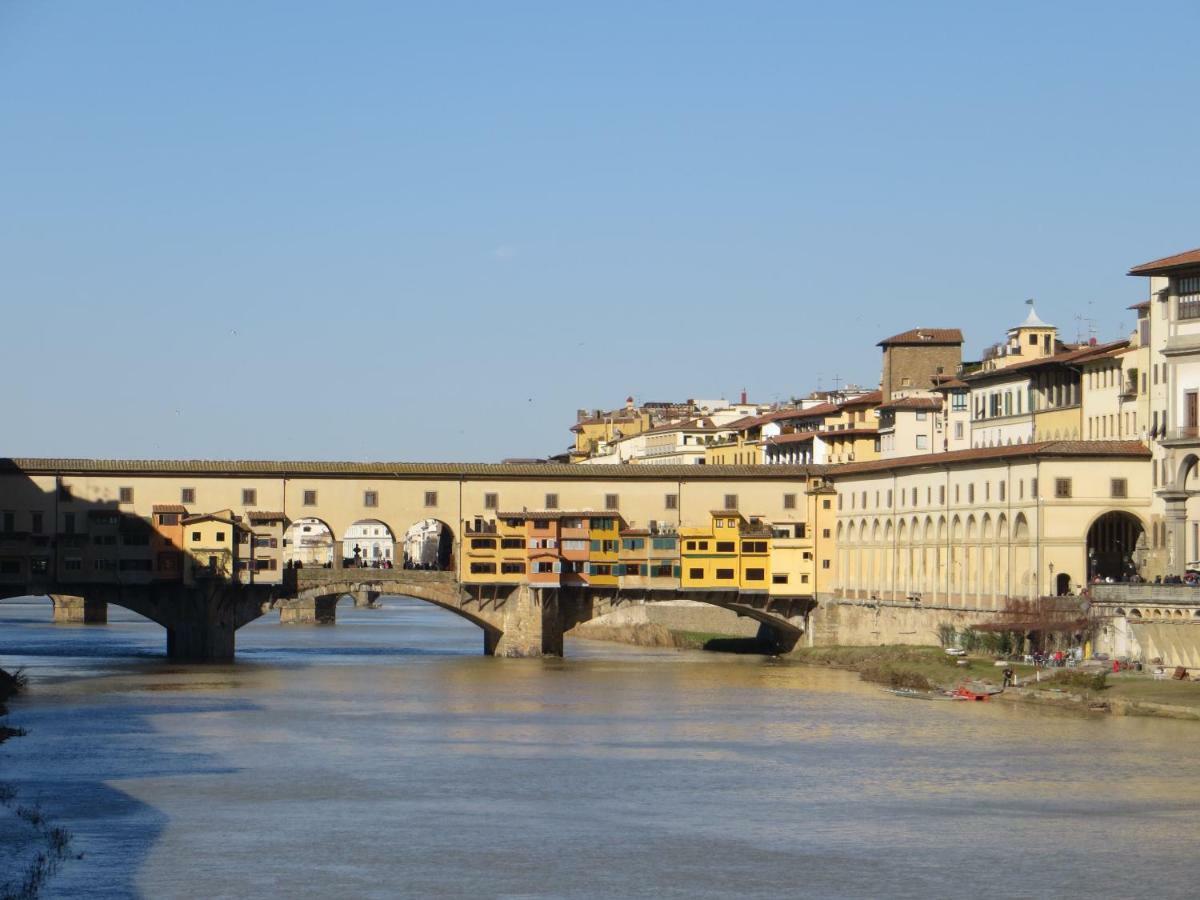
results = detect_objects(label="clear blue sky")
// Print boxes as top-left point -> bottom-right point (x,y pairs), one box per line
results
3,1 -> 1197,461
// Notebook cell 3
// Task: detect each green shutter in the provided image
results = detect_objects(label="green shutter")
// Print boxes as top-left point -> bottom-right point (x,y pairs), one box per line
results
590,539 -> 600,551
673,565 -> 681,578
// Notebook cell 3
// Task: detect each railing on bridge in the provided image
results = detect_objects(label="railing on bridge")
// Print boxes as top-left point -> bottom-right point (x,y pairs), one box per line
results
1091,583 -> 1200,606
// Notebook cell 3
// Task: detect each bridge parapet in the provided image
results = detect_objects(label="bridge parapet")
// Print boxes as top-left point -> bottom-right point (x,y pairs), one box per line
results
1092,584 -> 1200,606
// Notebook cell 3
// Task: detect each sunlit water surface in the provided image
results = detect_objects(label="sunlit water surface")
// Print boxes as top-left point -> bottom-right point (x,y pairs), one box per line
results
2,597 -> 1200,899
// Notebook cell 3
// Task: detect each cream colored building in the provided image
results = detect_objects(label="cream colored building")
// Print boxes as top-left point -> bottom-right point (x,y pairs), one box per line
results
829,441 -> 1151,607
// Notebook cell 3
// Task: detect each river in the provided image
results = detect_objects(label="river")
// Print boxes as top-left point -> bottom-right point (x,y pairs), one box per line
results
1,596 -> 1199,898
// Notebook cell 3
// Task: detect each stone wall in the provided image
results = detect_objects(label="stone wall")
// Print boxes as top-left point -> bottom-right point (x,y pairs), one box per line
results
571,599 -> 760,637
808,595 -> 1009,647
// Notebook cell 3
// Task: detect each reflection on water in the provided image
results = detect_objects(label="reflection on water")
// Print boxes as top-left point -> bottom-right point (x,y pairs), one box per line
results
2,596 -> 1200,898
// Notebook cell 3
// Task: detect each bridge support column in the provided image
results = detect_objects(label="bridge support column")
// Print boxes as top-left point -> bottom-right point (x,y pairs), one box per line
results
485,584 -> 563,657
353,590 -> 380,608
50,594 -> 107,624
166,619 -> 235,661
279,595 -> 338,625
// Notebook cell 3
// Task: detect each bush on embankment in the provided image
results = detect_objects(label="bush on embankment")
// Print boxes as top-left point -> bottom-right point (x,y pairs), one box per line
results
0,667 -> 26,719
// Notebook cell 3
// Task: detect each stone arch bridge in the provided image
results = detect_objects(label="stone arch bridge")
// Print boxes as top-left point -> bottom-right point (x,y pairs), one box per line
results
20,569 -> 812,660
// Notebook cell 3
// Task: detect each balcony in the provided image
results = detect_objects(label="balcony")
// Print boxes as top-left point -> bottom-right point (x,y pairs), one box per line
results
464,522 -> 498,536
1160,426 -> 1200,447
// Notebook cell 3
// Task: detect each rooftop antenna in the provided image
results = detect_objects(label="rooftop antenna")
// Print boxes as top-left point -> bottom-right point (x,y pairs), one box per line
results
1074,299 -> 1097,344
832,374 -> 843,393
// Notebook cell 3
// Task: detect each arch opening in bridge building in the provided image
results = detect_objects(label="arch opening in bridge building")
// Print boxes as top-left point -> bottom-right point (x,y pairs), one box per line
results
283,517 -> 334,568
1086,511 -> 1145,582
342,519 -> 395,568
403,518 -> 454,571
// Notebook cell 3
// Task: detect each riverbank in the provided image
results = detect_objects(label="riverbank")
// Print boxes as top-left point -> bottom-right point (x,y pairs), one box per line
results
566,600 -> 766,652
0,667 -> 73,900
568,621 -> 769,653
790,646 -> 1200,721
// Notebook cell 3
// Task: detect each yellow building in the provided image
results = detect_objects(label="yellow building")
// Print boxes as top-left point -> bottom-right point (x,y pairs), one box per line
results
680,510 -> 760,590
182,510 -> 248,585
461,515 -> 528,585
586,515 -> 621,587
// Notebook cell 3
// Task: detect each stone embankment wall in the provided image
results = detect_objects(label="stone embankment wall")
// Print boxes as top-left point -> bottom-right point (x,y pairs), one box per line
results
570,600 -> 760,640
808,597 -> 1009,647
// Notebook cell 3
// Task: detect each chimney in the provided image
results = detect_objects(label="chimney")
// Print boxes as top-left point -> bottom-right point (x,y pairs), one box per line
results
740,388 -> 748,405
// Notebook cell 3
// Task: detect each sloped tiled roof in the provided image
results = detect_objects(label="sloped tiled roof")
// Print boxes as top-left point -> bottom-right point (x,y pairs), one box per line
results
962,340 -> 1128,382
1,458 -> 826,480
247,510 -> 286,522
1128,247 -> 1200,276
827,440 -> 1149,478
879,397 -> 943,412
877,328 -> 964,347
151,504 -> 188,514
837,390 -> 882,408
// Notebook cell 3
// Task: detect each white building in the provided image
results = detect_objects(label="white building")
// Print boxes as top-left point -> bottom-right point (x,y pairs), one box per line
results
343,519 -> 394,563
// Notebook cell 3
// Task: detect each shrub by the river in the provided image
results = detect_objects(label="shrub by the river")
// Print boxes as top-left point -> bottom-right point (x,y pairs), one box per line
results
858,662 -> 935,691
1043,670 -> 1108,693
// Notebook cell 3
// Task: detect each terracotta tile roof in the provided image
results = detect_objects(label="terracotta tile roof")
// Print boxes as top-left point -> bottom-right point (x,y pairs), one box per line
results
1127,300 -> 1150,311
836,390 -> 882,409
709,509 -> 743,517
151,504 -> 188,514
879,397 -> 943,412
247,511 -> 285,522
821,427 -> 878,438
827,440 -> 1150,478
962,340 -> 1128,382
877,328 -> 964,347
795,402 -> 839,417
1128,247 -> 1200,276
763,431 -> 818,446
1,458 -> 826,480
496,510 -> 618,521
931,377 -> 969,390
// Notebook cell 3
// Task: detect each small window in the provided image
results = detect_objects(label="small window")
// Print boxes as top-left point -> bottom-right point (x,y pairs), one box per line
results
689,567 -> 704,579
715,568 -> 735,580
1031,478 -> 1038,497
716,541 -> 736,553
303,490 -> 317,506
822,499 -> 831,509
999,482 -> 1006,502
545,493 -> 559,510
822,528 -> 831,539
605,493 -> 619,510
484,492 -> 499,510
1054,478 -> 1072,499
822,559 -> 831,569
181,488 -> 195,504
1111,478 -> 1128,499
119,487 -> 134,503
364,490 -> 378,508
191,531 -> 201,542
783,493 -> 796,509
723,494 -> 738,510
424,491 -> 438,507
745,568 -> 765,581
968,484 -> 975,503
215,531 -> 226,542
772,573 -> 789,584
242,489 -> 257,506
664,493 -> 678,510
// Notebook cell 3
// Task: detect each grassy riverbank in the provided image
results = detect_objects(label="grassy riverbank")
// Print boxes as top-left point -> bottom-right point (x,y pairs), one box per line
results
791,646 -> 1000,691
568,621 -> 767,653
793,646 -> 1200,721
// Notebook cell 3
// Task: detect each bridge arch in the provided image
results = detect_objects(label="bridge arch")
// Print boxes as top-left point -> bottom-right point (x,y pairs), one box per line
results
402,518 -> 456,571
284,517 -> 335,568
342,518 -> 396,568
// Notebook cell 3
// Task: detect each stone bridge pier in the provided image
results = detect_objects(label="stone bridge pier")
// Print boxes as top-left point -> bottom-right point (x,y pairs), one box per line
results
280,570 -> 571,657
49,594 -> 108,624
27,580 -> 280,662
